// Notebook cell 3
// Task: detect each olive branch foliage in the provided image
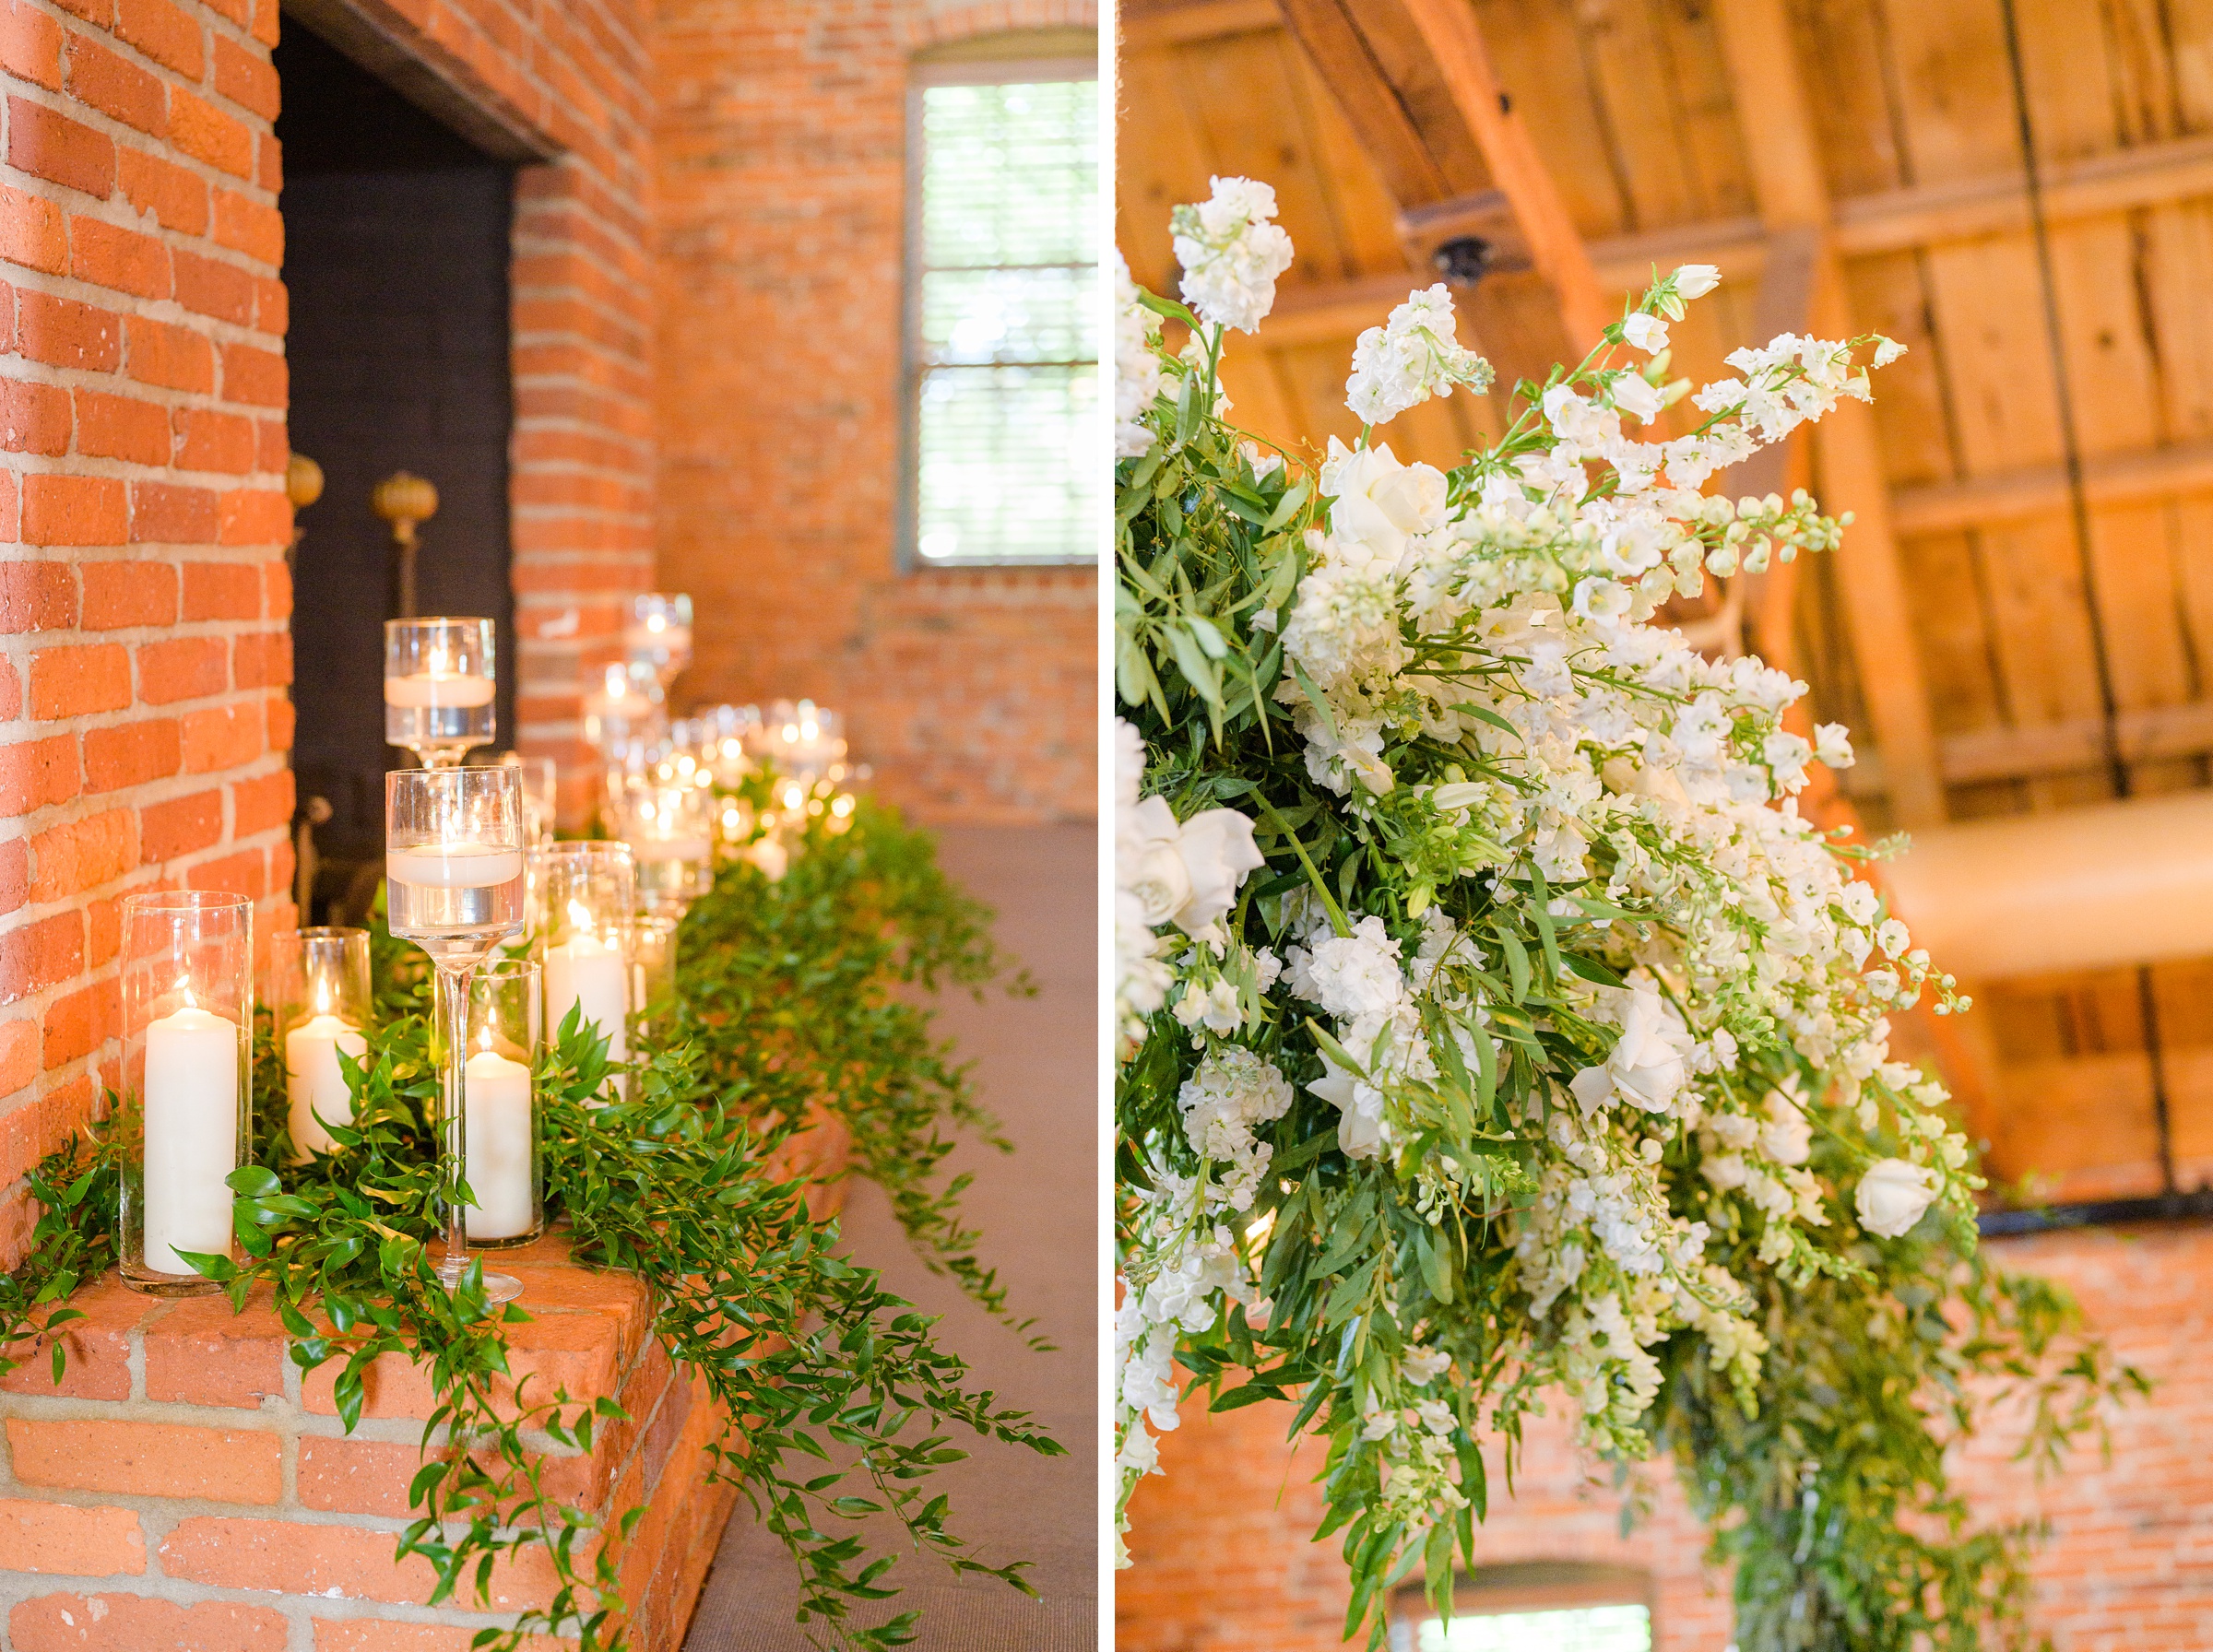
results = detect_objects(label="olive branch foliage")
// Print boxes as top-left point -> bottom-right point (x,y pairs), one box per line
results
1117,290 -> 2148,1651
0,801 -> 1060,1650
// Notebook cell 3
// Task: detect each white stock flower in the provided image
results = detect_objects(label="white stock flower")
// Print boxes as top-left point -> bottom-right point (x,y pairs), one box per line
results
1760,1078 -> 1814,1166
1173,809 -> 1267,935
1287,916 -> 1406,1021
1171,176 -> 1296,335
1855,1158 -> 1939,1237
1114,251 -> 1166,459
1344,284 -> 1492,425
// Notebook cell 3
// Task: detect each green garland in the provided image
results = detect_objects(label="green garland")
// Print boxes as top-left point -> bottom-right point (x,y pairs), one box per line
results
0,802 -> 1060,1651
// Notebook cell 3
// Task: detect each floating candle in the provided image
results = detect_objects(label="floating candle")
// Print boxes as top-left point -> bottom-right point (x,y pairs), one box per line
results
385,672 -> 496,709
143,1002 -> 239,1274
385,844 -> 525,888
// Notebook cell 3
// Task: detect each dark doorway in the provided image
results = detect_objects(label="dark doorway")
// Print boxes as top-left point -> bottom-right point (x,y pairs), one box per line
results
277,22 -> 517,897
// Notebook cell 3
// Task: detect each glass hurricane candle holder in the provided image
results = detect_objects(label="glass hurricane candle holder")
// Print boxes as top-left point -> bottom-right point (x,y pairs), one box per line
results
581,659 -> 667,765
271,926 -> 371,1163
698,703 -> 761,788
751,699 -> 846,786
387,764 -> 527,1304
120,891 -> 253,1296
623,592 -> 693,689
532,842 -> 635,1066
608,770 -> 716,916
385,618 -> 497,768
463,957 -> 541,1248
625,912 -> 680,1051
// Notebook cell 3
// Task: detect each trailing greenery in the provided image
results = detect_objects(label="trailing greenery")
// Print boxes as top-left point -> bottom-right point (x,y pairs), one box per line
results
0,803 -> 1059,1651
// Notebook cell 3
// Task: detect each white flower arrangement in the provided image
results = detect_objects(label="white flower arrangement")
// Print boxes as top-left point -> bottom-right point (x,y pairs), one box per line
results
1113,178 -> 2136,1642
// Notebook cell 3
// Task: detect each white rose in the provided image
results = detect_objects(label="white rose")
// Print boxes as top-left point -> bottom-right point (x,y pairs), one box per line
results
1119,796 -> 1192,927
1855,1158 -> 1939,1237
1170,807 -> 1266,936
1320,438 -> 1447,566
1568,986 -> 1693,1115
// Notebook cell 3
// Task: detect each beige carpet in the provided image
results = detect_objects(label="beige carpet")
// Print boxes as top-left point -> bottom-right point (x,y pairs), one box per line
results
682,823 -> 1099,1651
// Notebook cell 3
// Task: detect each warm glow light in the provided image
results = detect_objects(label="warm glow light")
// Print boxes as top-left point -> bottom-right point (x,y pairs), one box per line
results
646,613 -> 666,633
603,664 -> 625,697
567,897 -> 595,938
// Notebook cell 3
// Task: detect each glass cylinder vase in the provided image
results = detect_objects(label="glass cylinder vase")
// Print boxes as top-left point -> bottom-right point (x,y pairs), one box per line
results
270,926 -> 371,1163
120,890 -> 253,1296
607,770 -> 715,917
461,956 -> 542,1248
531,841 -> 635,1065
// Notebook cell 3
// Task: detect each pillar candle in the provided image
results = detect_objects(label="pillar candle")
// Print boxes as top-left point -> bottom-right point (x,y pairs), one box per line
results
464,1048 -> 535,1241
384,673 -> 496,709
143,1003 -> 239,1274
285,1013 -> 367,1162
544,933 -> 628,1064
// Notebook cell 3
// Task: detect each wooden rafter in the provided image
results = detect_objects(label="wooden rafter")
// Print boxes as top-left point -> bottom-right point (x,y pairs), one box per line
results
1268,0 -> 1609,351
1713,0 -> 1946,831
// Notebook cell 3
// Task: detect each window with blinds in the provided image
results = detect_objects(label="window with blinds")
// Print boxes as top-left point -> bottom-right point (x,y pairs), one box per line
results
906,60 -> 1098,566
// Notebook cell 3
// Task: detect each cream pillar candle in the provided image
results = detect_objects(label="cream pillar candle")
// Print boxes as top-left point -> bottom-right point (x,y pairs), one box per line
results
384,673 -> 496,709
463,1047 -> 535,1240
285,1012 -> 367,1161
143,1003 -> 240,1274
544,932 -> 628,1063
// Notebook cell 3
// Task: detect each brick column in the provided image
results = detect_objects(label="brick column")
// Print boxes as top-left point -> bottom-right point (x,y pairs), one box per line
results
0,0 -> 294,1258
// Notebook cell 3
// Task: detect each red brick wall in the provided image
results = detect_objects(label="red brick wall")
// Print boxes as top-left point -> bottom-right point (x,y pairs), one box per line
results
1118,1223 -> 2213,1652
0,0 -> 296,1256
0,0 -> 655,1239
650,0 -> 1098,825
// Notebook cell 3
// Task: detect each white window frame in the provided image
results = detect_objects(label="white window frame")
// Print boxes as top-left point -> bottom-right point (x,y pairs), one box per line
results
900,51 -> 1099,571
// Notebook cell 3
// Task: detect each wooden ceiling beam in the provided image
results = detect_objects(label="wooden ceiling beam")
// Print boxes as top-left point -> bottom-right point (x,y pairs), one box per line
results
1715,0 -> 1946,831
1269,0 -> 1609,351
1118,0 -> 1280,51
1891,436 -> 2213,536
1391,0 -> 1610,348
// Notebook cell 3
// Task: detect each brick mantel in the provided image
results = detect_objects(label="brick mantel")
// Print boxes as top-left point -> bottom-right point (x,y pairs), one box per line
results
0,1226 -> 784,1650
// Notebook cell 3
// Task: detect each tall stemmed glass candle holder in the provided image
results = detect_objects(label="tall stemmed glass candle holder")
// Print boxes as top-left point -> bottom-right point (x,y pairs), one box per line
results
120,891 -> 252,1296
623,592 -> 693,690
386,765 -> 527,1304
271,926 -> 371,1162
385,618 -> 496,768
609,771 -> 715,918
533,842 -> 635,1067
464,958 -> 541,1247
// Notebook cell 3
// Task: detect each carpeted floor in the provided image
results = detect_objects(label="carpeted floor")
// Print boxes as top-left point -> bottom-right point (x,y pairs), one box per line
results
682,823 -> 1098,1651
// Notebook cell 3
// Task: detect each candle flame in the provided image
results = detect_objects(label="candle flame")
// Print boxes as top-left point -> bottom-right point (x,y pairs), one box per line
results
604,664 -> 626,698
567,898 -> 596,938
646,613 -> 666,632
173,972 -> 195,1009
429,644 -> 449,675
313,978 -> 332,1016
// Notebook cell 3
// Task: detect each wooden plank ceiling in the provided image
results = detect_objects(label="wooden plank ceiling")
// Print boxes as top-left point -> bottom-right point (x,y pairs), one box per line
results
1116,0 -> 2213,1207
